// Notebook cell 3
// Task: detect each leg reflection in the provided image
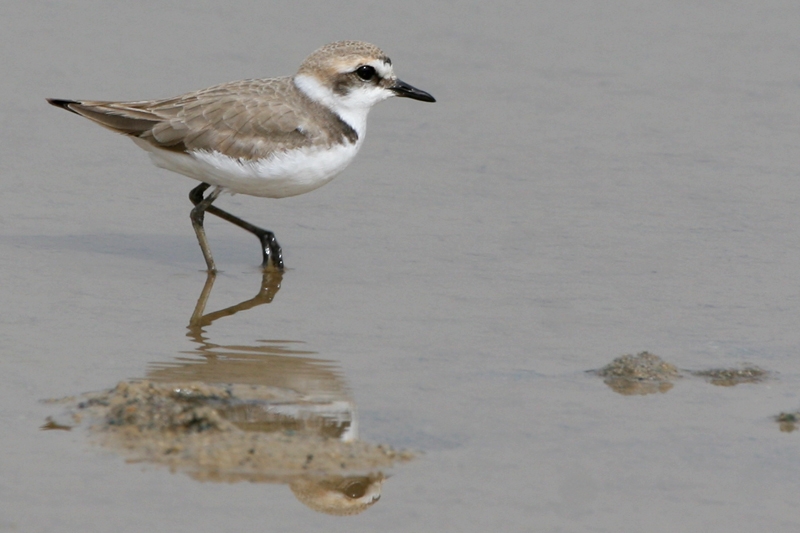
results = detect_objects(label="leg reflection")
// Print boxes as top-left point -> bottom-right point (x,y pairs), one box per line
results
188,269 -> 283,332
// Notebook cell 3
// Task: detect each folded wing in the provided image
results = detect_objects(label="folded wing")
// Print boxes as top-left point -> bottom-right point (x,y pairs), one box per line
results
47,78 -> 330,161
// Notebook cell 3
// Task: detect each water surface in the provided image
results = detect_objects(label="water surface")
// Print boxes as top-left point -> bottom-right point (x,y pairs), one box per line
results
2,2 -> 800,531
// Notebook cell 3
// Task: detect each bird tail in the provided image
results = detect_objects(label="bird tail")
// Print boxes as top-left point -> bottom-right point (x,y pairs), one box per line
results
46,98 -> 160,136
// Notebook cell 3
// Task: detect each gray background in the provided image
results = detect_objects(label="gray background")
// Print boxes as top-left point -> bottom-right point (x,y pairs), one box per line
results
2,1 -> 800,531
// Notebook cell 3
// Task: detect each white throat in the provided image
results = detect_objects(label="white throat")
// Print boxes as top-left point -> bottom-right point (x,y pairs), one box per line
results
294,74 -> 374,142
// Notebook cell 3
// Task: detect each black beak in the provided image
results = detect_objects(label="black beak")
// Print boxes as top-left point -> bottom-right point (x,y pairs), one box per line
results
390,79 -> 436,102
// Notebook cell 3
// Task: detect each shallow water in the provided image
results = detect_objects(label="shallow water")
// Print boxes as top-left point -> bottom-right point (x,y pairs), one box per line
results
3,1 -> 800,531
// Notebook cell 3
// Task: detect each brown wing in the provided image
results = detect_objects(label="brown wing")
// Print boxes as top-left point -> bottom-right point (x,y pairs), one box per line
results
47,78 -> 339,160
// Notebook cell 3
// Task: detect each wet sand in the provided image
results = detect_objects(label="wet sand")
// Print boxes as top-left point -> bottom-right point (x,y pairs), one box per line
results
3,2 -> 800,532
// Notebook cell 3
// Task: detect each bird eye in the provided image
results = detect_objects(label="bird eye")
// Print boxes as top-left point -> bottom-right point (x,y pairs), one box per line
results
355,65 -> 376,81
341,480 -> 369,499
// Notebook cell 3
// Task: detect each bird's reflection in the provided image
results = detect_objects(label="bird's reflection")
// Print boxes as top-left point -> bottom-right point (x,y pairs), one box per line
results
45,271 -> 412,516
179,270 -> 358,442
148,337 -> 358,444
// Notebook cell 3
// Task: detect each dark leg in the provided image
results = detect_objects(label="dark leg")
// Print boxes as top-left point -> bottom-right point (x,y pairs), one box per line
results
189,183 -> 284,271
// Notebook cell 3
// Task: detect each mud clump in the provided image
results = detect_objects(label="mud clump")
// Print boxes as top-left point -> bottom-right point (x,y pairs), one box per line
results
60,380 -> 413,480
775,412 -> 799,433
101,381 -> 234,433
594,352 -> 680,395
592,353 -> 772,395
690,366 -> 767,387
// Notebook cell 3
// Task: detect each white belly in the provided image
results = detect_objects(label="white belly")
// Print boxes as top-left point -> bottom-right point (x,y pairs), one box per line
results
132,137 -> 360,198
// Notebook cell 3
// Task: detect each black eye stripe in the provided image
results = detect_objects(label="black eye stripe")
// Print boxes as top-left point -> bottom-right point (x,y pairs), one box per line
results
355,65 -> 376,81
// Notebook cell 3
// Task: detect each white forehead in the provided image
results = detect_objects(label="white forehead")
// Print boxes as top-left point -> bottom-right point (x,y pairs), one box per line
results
371,59 -> 395,79
333,57 -> 395,79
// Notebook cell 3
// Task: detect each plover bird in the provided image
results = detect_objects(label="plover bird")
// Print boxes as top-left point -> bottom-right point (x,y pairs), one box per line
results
47,41 -> 435,272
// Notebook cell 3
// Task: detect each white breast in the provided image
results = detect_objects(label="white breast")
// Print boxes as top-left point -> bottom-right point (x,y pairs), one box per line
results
133,137 -> 361,198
